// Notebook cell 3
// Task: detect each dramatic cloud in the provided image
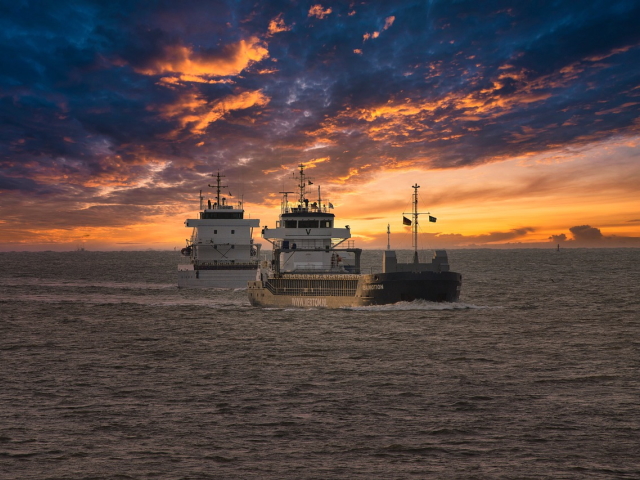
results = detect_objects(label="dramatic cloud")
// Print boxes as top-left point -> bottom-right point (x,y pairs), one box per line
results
157,89 -> 270,136
547,225 -> 640,246
1,1 -> 640,249
308,5 -> 332,19
131,37 -> 269,81
569,225 -> 604,242
268,14 -> 293,35
431,228 -> 536,247
363,15 -> 395,42
549,233 -> 568,243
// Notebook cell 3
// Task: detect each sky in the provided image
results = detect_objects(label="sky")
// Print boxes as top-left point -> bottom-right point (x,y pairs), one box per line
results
1,0 -> 640,251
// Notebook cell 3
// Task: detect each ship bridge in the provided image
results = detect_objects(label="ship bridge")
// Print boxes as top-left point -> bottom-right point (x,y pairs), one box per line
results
260,163 -> 359,274
263,211 -> 351,250
182,171 -> 260,268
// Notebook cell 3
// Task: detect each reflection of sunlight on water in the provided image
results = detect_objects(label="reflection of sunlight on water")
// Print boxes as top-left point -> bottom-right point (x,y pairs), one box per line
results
342,300 -> 498,311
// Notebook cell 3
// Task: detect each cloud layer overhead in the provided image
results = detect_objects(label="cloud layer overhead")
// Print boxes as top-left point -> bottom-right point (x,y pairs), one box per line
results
1,1 -> 640,249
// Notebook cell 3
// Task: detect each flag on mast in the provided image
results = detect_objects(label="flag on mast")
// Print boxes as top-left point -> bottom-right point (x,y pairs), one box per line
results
429,215 -> 437,223
402,216 -> 412,226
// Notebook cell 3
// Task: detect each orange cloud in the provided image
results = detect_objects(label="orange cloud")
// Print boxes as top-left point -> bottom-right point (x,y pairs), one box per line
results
334,164 -> 372,184
585,44 -> 635,62
358,98 -> 444,121
311,60 -> 576,146
304,157 -> 330,168
268,13 -> 292,34
134,37 -> 268,81
159,89 -> 270,136
363,16 -> 395,42
158,75 -> 235,87
308,5 -> 332,19
595,102 -> 638,116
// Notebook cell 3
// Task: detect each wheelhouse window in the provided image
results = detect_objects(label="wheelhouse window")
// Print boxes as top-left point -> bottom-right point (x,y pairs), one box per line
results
201,212 -> 243,219
298,220 -> 319,228
320,220 -> 332,228
284,220 -> 297,228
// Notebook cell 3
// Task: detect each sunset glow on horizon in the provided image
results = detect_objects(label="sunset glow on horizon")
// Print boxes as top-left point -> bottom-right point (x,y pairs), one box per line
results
2,1 -> 640,251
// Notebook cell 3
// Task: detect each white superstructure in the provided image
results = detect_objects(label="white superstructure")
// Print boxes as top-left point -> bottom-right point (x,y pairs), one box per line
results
258,164 -> 361,278
178,172 -> 261,288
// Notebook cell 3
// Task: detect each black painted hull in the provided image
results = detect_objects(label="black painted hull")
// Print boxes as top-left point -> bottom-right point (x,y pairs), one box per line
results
361,271 -> 462,304
247,271 -> 462,308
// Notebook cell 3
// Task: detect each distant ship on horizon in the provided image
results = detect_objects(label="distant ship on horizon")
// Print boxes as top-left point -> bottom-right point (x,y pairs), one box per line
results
178,172 -> 261,288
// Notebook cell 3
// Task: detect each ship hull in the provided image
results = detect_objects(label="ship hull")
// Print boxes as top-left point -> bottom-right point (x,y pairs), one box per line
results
247,271 -> 461,308
178,267 -> 257,288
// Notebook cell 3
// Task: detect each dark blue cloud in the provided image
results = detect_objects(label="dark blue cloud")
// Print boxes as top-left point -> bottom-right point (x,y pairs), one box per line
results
1,0 -> 640,229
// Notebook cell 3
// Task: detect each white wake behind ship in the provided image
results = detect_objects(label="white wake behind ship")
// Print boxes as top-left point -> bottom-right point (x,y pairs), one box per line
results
178,172 -> 261,288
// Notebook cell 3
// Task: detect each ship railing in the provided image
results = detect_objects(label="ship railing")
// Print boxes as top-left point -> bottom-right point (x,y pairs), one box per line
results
273,240 -> 330,250
287,265 -> 349,272
196,260 -> 259,265
264,278 -> 358,297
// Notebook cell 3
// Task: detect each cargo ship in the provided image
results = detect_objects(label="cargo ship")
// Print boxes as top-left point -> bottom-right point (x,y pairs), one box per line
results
247,164 -> 461,307
178,172 -> 261,288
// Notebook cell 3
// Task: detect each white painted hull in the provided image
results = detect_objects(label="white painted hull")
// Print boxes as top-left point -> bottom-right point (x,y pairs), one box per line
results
177,269 -> 257,288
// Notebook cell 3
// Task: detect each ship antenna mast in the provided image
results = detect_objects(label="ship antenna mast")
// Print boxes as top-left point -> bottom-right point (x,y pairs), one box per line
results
294,163 -> 306,205
208,171 -> 228,208
412,184 -> 419,263
402,184 -> 431,264
199,189 -> 203,210
279,191 -> 294,214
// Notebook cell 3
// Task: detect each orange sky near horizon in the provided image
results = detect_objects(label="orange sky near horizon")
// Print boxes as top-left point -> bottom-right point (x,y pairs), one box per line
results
2,2 -> 640,251
2,135 -> 638,252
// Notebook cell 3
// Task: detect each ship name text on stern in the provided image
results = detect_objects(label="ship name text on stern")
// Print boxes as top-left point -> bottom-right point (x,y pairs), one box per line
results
292,297 -> 328,307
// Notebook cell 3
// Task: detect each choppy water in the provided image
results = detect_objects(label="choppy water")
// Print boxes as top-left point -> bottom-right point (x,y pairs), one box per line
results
1,249 -> 639,479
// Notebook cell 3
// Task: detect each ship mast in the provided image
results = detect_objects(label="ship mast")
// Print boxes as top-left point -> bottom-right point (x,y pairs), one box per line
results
412,184 -> 420,263
294,163 -> 306,206
279,191 -> 294,214
208,171 -> 228,208
402,184 -> 429,264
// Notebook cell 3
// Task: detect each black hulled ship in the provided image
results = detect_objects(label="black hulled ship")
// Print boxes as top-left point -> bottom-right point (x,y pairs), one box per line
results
247,164 -> 461,308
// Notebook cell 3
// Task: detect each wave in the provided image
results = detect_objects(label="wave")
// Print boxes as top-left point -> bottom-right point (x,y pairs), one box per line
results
342,299 -> 495,311
0,278 -> 175,290
4,292 -> 251,309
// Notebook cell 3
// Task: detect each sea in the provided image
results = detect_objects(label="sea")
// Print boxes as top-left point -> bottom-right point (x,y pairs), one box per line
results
1,249 -> 638,479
